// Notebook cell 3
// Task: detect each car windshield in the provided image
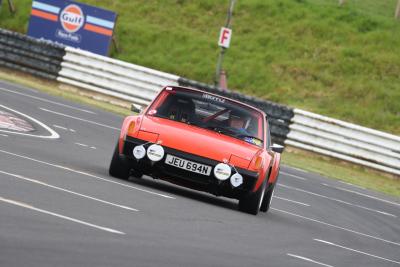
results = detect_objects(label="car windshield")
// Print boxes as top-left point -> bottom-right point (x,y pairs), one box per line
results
146,87 -> 264,147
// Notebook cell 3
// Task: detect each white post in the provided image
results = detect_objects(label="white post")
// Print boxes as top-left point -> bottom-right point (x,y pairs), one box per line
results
339,0 -> 346,6
395,0 -> 400,19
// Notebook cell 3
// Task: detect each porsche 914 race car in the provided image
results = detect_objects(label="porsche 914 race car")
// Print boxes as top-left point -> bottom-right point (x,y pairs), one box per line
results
109,86 -> 282,215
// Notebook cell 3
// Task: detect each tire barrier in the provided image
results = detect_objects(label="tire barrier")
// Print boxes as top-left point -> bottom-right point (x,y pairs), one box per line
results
0,28 -> 65,80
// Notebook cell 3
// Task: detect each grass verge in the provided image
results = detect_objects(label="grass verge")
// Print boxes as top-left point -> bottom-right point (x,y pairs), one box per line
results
0,69 -> 399,198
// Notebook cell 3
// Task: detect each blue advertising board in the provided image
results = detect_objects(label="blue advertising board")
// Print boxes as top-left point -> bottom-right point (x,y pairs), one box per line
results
27,0 -> 117,56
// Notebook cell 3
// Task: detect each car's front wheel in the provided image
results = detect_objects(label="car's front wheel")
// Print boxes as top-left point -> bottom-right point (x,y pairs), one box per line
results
109,143 -> 131,180
260,184 -> 274,212
238,180 -> 266,215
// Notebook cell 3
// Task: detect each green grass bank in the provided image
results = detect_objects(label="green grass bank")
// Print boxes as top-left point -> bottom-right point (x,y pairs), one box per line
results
0,0 -> 399,134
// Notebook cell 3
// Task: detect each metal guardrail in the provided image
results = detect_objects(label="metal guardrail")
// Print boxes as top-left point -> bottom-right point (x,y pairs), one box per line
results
57,47 -> 179,106
286,109 -> 400,176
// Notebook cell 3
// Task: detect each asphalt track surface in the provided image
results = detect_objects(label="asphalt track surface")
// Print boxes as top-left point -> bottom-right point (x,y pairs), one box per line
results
0,79 -> 399,267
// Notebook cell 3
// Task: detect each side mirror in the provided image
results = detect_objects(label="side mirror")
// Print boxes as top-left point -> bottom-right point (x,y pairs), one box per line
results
131,104 -> 143,114
271,143 -> 284,153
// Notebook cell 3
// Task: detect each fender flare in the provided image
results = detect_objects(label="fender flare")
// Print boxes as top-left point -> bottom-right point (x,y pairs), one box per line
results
268,153 -> 281,185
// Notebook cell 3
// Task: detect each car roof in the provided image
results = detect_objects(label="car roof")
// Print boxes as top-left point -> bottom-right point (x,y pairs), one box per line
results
165,86 -> 267,118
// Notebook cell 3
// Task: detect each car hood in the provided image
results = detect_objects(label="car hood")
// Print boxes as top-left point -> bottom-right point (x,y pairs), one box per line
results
139,116 -> 261,169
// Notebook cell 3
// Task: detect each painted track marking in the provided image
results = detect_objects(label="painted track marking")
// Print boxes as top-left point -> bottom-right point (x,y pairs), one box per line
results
338,181 -> 366,190
0,105 -> 59,139
0,170 -> 138,211
75,143 -> 88,147
0,87 -> 96,114
281,171 -> 307,181
272,208 -> 400,247
274,196 -> 310,207
314,239 -> 400,265
0,196 -> 124,235
53,124 -> 76,132
322,183 -> 400,207
279,184 -> 396,217
0,149 -> 175,199
287,253 -> 334,267
40,108 -> 119,130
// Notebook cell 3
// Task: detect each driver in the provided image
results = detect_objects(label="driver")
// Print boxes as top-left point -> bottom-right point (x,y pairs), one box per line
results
228,112 -> 251,136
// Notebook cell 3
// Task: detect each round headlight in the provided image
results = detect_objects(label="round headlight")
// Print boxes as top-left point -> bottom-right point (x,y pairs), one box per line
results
147,144 -> 165,162
213,163 -> 231,181
230,173 -> 243,187
133,145 -> 146,160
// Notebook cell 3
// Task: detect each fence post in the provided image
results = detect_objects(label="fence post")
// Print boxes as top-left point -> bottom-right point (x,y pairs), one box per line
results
7,0 -> 16,13
339,0 -> 345,6
396,0 -> 400,19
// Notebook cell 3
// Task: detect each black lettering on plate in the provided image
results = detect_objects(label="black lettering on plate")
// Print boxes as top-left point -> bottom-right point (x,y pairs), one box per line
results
166,156 -> 174,164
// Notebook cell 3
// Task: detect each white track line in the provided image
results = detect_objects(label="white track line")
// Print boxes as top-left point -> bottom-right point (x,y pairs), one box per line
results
0,105 -> 59,139
274,196 -> 310,206
75,143 -> 88,147
0,196 -> 124,235
281,171 -> 307,181
287,253 -> 334,267
0,170 -> 138,211
53,125 -> 76,133
0,134 -> 8,137
39,108 -> 119,130
286,166 -> 310,174
322,183 -> 400,207
0,87 -> 96,114
338,181 -> 366,190
314,239 -> 400,265
279,184 -> 396,217
53,125 -> 68,131
272,208 -> 400,247
0,149 -> 175,199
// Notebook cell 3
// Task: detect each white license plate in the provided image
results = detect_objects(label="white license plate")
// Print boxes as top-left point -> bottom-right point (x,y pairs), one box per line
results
165,154 -> 212,176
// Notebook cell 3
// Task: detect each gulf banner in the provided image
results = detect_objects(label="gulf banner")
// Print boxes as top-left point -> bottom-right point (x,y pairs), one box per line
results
27,0 -> 117,56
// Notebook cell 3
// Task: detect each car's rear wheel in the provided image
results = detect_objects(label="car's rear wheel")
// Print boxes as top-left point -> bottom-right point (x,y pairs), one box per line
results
260,184 -> 274,212
109,143 -> 131,180
238,180 -> 266,215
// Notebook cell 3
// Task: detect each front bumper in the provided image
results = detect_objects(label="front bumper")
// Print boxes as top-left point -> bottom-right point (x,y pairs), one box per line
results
122,136 -> 259,199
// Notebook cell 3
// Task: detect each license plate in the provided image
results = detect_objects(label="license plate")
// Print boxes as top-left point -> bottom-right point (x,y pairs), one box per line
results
165,154 -> 212,176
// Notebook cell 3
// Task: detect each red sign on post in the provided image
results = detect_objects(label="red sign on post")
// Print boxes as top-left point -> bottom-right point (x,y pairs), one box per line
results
218,27 -> 232,49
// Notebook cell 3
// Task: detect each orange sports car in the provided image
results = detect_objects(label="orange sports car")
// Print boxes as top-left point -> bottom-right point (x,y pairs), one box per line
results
109,86 -> 282,215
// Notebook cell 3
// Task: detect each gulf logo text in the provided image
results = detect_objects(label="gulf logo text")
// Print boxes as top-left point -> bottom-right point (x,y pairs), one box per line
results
60,4 -> 84,33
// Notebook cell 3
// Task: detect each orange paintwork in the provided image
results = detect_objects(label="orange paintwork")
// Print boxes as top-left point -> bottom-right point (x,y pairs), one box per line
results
140,115 -> 260,169
119,86 -> 281,192
137,130 -> 159,143
268,153 -> 281,184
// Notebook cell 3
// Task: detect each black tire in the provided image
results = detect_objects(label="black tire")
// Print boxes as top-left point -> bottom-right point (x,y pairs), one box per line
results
109,143 -> 131,180
238,180 -> 267,215
260,184 -> 274,212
